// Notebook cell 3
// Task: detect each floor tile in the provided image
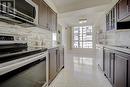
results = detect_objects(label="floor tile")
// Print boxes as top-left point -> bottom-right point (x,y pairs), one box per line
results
49,52 -> 112,87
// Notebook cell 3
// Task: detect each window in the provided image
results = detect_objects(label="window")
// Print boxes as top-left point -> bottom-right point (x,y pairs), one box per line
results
72,26 -> 93,48
52,33 -> 57,46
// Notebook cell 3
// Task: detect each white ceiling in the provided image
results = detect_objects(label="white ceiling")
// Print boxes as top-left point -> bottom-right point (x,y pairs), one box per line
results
50,0 -> 119,26
58,4 -> 112,26
52,0 -> 112,13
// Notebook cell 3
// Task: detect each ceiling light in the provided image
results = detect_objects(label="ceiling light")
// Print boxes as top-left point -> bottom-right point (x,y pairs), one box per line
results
79,19 -> 87,24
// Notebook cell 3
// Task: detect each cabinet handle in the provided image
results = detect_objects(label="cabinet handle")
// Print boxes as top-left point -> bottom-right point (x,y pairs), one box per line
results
46,24 -> 48,28
127,5 -> 129,13
127,0 -> 128,5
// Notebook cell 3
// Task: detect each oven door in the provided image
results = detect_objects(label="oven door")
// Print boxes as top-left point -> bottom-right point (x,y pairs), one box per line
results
0,51 -> 48,87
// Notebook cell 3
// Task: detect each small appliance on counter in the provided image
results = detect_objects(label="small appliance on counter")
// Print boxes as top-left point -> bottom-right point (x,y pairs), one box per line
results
0,35 -> 48,87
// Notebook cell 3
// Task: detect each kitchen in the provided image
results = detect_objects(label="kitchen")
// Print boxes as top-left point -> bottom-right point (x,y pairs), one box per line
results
0,0 -> 130,87
0,0 -> 63,87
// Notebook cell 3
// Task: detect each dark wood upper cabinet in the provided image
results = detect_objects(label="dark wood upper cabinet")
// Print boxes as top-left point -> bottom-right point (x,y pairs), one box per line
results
106,0 -> 130,30
52,11 -> 57,32
47,7 -> 53,31
47,7 -> 57,32
106,12 -> 111,31
39,1 -> 48,28
32,0 -> 47,28
32,0 -> 57,31
117,0 -> 128,21
128,0 -> 130,13
106,6 -> 116,31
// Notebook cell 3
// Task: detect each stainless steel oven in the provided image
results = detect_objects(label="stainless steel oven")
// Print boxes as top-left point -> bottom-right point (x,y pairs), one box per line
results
0,35 -> 49,87
0,52 -> 48,87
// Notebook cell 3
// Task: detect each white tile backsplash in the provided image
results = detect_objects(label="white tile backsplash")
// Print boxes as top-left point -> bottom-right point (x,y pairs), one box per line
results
106,30 -> 130,46
0,22 -> 52,48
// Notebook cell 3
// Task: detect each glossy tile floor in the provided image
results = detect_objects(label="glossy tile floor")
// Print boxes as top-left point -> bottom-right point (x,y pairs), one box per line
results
49,52 -> 112,87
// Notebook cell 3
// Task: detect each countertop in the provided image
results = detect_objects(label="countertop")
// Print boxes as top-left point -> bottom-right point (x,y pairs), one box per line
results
47,46 -> 59,50
47,45 -> 64,50
96,44 -> 130,54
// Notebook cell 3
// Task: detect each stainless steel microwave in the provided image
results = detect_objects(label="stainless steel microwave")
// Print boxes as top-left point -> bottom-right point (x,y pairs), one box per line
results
0,0 -> 36,25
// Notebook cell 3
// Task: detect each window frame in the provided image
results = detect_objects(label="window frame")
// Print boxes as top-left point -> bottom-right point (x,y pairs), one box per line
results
72,26 -> 93,49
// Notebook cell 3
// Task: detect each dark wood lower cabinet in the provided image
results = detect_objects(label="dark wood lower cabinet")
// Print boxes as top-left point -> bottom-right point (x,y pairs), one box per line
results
48,48 -> 57,84
104,48 -> 110,78
103,47 -> 130,87
103,48 -> 115,85
48,47 -> 64,85
114,54 -> 128,87
109,53 -> 115,85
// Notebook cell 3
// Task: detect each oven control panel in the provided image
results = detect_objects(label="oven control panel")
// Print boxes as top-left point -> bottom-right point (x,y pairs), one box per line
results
0,34 -> 27,44
0,35 -> 14,41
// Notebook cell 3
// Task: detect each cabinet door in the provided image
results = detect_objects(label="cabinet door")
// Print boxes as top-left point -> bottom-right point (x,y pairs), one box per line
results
104,49 -> 110,77
48,49 -> 57,83
56,49 -> 60,72
96,46 -> 103,70
109,11 -> 112,30
104,48 -> 115,84
117,0 -> 128,21
60,48 -> 64,69
106,14 -> 110,31
106,6 -> 116,31
114,54 -> 127,87
39,1 -> 48,28
128,0 -> 130,13
109,53 -> 115,84
106,12 -> 111,31
32,0 -> 48,28
47,7 -> 57,32
47,7 -> 53,31
111,7 -> 116,30
51,12 -> 57,32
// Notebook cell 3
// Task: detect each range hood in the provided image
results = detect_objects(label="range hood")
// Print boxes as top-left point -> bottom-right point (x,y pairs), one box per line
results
0,0 -> 37,27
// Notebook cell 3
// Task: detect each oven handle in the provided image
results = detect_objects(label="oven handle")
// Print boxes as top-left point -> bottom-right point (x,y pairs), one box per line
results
0,51 -> 48,75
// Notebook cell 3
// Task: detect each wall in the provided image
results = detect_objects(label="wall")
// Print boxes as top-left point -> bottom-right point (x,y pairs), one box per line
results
57,24 -> 62,46
61,25 -> 67,48
66,27 -> 72,50
95,13 -> 107,44
60,26 -> 72,51
0,22 -> 52,48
